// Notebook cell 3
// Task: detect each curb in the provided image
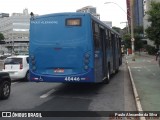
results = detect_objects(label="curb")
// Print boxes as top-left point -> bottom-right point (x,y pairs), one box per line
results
126,57 -> 146,120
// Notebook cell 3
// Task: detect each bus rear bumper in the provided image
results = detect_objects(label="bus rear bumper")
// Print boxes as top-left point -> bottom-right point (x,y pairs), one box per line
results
29,69 -> 95,83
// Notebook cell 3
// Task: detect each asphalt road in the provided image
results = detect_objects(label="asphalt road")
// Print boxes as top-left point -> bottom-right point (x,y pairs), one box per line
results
0,59 -> 136,120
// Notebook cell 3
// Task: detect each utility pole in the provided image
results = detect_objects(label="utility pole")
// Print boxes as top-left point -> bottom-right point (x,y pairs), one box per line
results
104,1 -> 135,60
130,0 -> 135,61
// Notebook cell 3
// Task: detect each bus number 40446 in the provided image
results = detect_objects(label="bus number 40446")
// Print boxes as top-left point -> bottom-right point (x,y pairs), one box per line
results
65,77 -> 80,81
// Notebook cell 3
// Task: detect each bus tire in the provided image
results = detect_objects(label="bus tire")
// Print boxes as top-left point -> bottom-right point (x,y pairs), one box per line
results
25,71 -> 30,81
103,68 -> 110,84
115,67 -> 119,73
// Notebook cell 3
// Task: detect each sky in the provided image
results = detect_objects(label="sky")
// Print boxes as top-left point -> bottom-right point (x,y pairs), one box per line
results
0,0 -> 127,28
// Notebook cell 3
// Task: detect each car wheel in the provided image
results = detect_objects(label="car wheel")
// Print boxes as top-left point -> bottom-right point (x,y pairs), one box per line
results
25,71 -> 30,81
0,81 -> 11,100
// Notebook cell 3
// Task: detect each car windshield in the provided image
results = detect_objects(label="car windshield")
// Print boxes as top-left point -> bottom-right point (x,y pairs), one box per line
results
4,58 -> 22,64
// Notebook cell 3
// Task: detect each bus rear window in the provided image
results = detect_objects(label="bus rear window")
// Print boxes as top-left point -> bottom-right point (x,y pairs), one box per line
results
66,18 -> 81,26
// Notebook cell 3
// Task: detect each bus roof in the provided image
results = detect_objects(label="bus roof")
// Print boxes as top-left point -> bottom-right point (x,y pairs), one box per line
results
32,12 -> 88,19
31,12 -> 120,36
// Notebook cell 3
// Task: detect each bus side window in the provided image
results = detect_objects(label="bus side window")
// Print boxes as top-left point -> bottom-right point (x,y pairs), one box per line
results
117,36 -> 119,49
93,22 -> 101,51
115,35 -> 117,49
108,31 -> 111,49
106,30 -> 109,48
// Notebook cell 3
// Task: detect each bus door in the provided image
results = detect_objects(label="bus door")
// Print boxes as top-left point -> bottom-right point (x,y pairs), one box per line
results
100,28 -> 107,79
111,33 -> 116,71
119,38 -> 122,65
93,22 -> 102,82
115,36 -> 119,69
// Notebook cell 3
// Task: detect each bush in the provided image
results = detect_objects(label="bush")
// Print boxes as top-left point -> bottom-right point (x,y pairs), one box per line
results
145,45 -> 156,55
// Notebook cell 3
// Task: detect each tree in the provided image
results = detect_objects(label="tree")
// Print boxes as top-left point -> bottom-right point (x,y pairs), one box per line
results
0,33 -> 5,44
134,33 -> 143,51
123,26 -> 144,51
134,26 -> 143,34
134,26 -> 144,51
145,1 -> 160,49
112,26 -> 121,33
123,34 -> 131,49
0,33 -> 5,41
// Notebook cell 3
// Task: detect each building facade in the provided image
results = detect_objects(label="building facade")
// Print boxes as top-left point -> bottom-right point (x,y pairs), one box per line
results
134,0 -> 144,27
76,6 -> 112,27
126,0 -> 131,26
0,9 -> 30,53
76,6 -> 100,19
126,0 -> 144,27
0,13 -> 9,18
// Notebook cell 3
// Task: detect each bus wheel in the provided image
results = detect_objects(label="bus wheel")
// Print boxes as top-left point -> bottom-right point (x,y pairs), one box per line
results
107,69 -> 110,80
115,67 -> 119,74
103,69 -> 110,84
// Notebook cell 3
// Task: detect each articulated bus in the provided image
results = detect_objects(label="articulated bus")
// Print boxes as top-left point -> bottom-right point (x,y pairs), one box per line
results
29,12 -> 122,83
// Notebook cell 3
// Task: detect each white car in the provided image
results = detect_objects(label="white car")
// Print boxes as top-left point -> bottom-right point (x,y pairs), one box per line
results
2,55 -> 29,81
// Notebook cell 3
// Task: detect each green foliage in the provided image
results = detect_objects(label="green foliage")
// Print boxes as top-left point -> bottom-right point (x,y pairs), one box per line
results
112,26 -> 121,33
0,33 -> 5,41
123,26 -> 144,51
134,33 -> 143,51
145,45 -> 157,55
134,26 -> 143,33
145,1 -> 160,49
123,34 -> 131,49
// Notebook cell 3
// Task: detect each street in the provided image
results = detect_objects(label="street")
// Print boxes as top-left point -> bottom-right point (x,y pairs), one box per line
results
0,59 -> 136,120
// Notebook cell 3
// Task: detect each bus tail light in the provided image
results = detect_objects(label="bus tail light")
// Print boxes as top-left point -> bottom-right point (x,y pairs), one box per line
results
32,66 -> 36,71
84,53 -> 90,70
31,55 -> 35,60
84,53 -> 90,59
84,65 -> 89,70
31,55 -> 36,71
32,60 -> 36,65
84,59 -> 89,64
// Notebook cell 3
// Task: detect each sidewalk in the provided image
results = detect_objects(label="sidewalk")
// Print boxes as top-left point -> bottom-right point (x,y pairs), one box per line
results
126,52 -> 160,111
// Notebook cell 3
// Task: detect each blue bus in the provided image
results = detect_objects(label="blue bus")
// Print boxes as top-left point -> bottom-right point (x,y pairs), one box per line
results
29,12 -> 122,83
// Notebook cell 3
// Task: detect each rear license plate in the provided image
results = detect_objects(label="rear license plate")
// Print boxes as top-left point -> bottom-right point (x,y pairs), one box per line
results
54,69 -> 64,73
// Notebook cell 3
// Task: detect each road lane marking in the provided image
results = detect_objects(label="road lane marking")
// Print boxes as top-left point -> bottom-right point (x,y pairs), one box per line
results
152,73 -> 156,76
143,66 -> 151,72
145,68 -> 151,72
40,89 -> 55,98
147,69 -> 151,71
11,82 -> 19,85
131,67 -> 142,69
